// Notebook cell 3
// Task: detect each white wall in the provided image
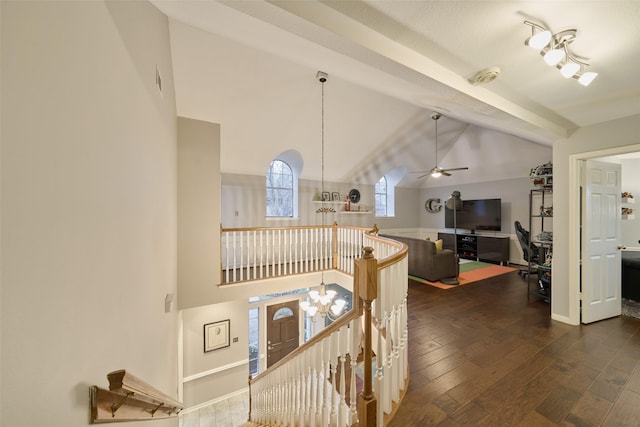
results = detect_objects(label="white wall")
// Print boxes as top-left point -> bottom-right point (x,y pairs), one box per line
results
621,159 -> 640,248
177,118 -> 221,310
1,2 -> 178,425
415,177 -> 534,265
182,300 -> 249,407
221,174 -> 412,229
553,114 -> 640,324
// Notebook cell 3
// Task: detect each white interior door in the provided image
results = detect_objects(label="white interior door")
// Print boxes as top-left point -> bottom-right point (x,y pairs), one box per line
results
582,160 -> 622,323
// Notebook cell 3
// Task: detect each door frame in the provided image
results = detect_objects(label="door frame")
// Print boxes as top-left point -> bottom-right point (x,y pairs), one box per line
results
569,143 -> 640,324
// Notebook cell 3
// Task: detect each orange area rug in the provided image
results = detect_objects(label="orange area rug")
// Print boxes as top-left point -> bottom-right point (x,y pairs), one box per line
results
409,262 -> 517,289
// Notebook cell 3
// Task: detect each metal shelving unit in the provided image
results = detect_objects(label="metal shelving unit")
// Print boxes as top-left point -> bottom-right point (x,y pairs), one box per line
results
528,187 -> 553,302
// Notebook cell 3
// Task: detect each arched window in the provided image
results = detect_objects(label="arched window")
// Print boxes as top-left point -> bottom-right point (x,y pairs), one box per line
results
266,160 -> 294,217
375,176 -> 387,216
375,168 -> 401,217
272,307 -> 294,320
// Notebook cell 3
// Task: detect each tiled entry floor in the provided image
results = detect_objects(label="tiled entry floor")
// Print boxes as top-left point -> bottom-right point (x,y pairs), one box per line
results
180,390 -> 249,427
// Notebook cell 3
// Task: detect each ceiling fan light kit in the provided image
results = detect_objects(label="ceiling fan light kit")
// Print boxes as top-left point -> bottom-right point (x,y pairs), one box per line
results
410,112 -> 469,179
524,20 -> 598,86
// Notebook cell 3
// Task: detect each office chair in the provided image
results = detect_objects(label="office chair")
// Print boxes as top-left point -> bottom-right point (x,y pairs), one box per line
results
515,220 -> 541,278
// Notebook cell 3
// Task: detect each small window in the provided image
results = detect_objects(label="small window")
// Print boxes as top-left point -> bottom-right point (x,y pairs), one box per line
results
266,160 -> 294,217
375,176 -> 387,216
248,307 -> 260,376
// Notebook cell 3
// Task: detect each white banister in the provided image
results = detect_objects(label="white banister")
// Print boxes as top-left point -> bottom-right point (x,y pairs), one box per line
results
241,227 -> 407,427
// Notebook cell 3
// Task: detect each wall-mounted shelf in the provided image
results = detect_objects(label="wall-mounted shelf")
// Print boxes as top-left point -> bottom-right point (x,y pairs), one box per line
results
622,195 -> 634,220
90,370 -> 182,423
338,211 -> 371,215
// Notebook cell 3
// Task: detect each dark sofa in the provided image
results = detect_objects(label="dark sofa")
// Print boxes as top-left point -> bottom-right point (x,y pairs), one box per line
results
622,251 -> 640,301
380,234 -> 459,282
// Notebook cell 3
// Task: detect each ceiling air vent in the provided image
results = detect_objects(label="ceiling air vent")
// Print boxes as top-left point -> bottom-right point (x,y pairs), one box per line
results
469,66 -> 500,85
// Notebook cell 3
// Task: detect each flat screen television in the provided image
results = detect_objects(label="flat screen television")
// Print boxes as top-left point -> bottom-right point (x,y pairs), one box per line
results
444,198 -> 502,232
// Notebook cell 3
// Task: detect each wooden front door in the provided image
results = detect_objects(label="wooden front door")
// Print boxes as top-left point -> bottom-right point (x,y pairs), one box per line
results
266,300 -> 299,367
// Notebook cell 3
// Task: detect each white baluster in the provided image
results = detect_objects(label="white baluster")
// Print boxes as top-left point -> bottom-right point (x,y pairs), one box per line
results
317,340 -> 325,426
335,329 -> 344,427
294,228 -> 298,274
305,350 -> 312,427
310,344 -> 318,427
330,330 -> 339,426
375,316 -> 385,426
320,338 -> 328,426
303,228 -> 311,273
349,318 -> 359,425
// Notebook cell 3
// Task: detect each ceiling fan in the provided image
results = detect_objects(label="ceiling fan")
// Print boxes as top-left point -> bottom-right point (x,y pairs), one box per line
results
411,112 -> 469,178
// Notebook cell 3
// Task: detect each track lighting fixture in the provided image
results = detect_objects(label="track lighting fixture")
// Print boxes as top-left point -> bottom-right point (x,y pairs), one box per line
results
524,21 -> 598,86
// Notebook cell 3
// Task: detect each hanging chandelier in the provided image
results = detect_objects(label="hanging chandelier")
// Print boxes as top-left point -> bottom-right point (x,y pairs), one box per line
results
300,282 -> 346,320
300,71 -> 346,321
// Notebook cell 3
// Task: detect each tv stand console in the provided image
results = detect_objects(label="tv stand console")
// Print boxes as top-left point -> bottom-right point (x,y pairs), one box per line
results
438,232 -> 509,265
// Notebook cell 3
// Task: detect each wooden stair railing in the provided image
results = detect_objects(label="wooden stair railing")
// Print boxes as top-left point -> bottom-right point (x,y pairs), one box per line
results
90,369 -> 182,423
247,229 -> 408,427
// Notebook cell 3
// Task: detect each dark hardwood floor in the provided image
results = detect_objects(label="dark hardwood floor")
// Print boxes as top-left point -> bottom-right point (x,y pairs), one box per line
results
388,271 -> 640,427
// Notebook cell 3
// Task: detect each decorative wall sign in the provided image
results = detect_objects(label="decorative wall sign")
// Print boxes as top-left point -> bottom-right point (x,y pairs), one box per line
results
204,319 -> 230,352
425,198 -> 442,213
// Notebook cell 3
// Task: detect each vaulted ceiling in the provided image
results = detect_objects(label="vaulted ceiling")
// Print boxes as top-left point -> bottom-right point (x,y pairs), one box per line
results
152,0 -> 640,188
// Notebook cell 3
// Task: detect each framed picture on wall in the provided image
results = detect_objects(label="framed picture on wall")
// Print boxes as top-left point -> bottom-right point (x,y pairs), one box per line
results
332,192 -> 340,201
322,192 -> 331,201
204,319 -> 230,352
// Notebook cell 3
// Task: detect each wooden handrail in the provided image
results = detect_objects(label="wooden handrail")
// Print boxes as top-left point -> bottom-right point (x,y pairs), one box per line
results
221,224 -> 334,233
364,232 -> 408,270
246,225 -> 409,427
248,228 -> 406,384
250,268 -> 363,384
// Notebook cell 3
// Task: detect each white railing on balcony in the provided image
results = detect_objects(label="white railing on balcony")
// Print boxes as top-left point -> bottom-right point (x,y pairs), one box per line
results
221,225 -> 367,284
365,235 -> 409,426
245,228 -> 408,427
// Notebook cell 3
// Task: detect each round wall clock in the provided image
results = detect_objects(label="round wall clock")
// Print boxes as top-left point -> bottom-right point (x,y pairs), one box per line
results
348,188 -> 361,204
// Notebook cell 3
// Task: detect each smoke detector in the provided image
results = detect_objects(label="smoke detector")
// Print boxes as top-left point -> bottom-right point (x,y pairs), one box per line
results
469,66 -> 501,85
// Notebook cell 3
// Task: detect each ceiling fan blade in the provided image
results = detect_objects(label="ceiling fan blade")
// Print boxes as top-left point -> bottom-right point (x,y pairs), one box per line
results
441,167 -> 469,172
409,171 -> 430,174
441,171 -> 452,176
416,174 -> 429,179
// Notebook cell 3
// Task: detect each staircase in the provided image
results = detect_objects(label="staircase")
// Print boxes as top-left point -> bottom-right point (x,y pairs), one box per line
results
240,230 -> 409,426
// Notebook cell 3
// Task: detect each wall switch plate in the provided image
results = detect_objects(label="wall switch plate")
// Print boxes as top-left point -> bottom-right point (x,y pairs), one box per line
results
233,337 -> 239,343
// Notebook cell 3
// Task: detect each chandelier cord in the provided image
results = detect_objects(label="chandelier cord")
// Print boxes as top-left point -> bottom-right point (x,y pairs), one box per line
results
299,71 -> 346,322
321,79 -> 325,215
434,115 -> 438,166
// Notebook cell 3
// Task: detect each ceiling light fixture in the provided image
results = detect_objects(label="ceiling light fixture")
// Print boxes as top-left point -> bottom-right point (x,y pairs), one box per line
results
524,20 -> 598,86
300,71 -> 346,322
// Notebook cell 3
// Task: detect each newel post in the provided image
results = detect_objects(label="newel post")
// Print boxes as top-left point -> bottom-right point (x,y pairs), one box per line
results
356,246 -> 378,427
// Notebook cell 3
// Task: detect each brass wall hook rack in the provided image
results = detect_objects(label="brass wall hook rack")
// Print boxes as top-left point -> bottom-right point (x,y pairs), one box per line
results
90,369 -> 183,423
